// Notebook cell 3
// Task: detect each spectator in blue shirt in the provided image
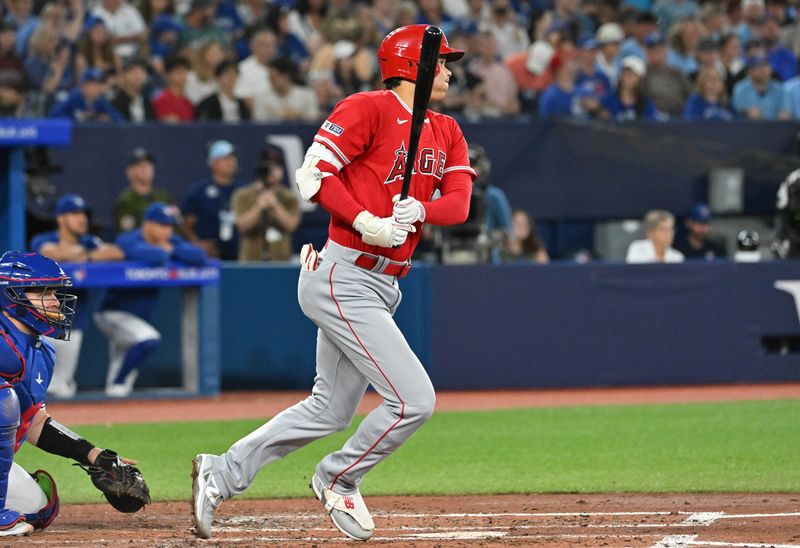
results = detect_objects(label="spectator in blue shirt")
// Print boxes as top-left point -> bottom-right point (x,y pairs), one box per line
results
575,38 -> 612,101
737,0 -> 766,46
601,56 -> 662,121
48,68 -> 124,122
94,202 -> 207,397
654,0 -> 700,35
538,52 -> 580,119
757,14 -> 798,81
683,67 -> 735,120
779,75 -> 800,119
620,11 -> 658,61
667,17 -> 702,76
181,140 -> 245,261
732,55 -> 783,119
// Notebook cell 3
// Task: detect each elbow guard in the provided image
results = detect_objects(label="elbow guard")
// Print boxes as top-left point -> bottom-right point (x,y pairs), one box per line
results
295,142 -> 338,202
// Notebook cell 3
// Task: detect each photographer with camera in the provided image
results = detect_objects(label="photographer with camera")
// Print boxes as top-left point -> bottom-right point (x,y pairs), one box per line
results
774,168 -> 800,258
232,145 -> 300,262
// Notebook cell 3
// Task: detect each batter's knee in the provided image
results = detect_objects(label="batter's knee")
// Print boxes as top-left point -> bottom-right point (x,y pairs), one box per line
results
402,384 -> 436,425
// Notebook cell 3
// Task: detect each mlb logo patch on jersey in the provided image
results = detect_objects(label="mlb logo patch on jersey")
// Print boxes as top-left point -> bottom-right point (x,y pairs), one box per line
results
321,120 -> 344,136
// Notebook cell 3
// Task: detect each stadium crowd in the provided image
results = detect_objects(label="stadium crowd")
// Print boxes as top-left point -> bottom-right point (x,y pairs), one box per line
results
1,0 -> 800,122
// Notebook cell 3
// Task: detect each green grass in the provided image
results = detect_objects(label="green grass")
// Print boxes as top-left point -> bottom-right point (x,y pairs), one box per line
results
15,399 -> 800,503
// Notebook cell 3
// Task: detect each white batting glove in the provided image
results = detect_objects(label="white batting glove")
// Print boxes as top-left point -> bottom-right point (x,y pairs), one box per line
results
392,194 -> 426,224
353,211 -> 416,248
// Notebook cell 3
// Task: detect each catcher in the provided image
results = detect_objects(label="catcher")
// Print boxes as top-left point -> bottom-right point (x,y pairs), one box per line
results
0,251 -> 150,536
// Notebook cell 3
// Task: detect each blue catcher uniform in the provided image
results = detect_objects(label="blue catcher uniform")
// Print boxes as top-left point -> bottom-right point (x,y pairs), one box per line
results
0,251 -> 75,536
94,204 -> 206,396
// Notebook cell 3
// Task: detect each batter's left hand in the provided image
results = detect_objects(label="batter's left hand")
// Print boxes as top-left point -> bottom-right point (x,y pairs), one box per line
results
392,195 -> 426,224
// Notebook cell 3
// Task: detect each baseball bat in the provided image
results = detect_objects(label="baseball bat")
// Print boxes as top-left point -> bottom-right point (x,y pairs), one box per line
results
399,25 -> 442,201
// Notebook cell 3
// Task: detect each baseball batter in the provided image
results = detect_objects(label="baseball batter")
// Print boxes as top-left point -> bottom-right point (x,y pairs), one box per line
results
192,25 -> 475,541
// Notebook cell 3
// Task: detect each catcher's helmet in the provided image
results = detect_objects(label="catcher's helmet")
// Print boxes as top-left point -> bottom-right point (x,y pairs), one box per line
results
0,251 -> 76,340
378,25 -> 464,83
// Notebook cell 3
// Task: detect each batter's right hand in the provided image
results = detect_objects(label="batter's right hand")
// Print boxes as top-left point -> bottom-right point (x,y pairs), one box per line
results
353,211 -> 416,248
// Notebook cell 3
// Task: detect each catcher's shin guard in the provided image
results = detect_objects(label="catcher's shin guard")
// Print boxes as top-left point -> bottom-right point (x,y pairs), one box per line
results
0,387 -> 27,535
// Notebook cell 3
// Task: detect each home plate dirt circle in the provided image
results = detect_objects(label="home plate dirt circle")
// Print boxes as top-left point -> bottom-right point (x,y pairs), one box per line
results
14,493 -> 800,546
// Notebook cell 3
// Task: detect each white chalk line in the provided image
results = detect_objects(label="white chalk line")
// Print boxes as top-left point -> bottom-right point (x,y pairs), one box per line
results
221,510 -> 800,520
653,537 -> 800,548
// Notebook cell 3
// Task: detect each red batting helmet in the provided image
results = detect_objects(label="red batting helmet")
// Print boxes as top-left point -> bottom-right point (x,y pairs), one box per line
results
377,25 -> 465,83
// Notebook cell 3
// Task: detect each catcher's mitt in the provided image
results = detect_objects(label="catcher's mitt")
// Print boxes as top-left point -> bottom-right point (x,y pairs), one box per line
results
76,449 -> 151,513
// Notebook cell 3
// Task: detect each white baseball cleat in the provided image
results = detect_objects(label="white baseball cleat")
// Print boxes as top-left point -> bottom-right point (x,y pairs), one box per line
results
311,473 -> 375,541
191,454 -> 223,539
0,521 -> 33,537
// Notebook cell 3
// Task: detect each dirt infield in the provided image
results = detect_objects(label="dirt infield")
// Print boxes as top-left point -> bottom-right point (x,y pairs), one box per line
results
15,494 -> 800,546
19,383 -> 800,546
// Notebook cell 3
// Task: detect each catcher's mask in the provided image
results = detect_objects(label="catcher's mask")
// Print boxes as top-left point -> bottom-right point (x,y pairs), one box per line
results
0,251 -> 76,340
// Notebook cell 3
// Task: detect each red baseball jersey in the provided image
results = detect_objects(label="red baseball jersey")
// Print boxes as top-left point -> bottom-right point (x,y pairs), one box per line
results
313,90 -> 476,262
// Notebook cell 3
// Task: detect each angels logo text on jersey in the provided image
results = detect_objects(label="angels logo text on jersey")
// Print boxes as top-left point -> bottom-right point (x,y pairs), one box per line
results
384,143 -> 447,184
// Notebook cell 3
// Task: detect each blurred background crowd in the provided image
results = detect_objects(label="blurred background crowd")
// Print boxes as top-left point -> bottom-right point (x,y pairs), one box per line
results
3,0 -> 800,122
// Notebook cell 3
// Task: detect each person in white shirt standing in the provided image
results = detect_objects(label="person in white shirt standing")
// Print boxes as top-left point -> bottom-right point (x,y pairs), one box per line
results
626,209 -> 685,263
235,28 -> 276,113
92,0 -> 148,60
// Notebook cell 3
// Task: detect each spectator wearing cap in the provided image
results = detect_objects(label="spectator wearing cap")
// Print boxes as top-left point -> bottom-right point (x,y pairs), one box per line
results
30,193 -> 124,399
48,68 -> 124,122
235,28 -> 277,113
683,66 -> 734,120
732,54 -> 783,118
666,17 -> 703,75
252,56 -> 317,122
626,210 -> 685,263
737,0 -> 766,46
644,31 -> 692,117
673,202 -> 727,260
179,0 -> 229,51
575,38 -> 612,101
195,60 -> 250,122
655,0 -> 700,35
538,51 -> 582,119
185,40 -> 228,105
110,58 -> 155,122
75,16 -> 120,80
620,12 -> 659,61
95,202 -> 207,397
757,14 -> 798,81
467,31 -> 521,117
181,140 -> 245,260
601,56 -> 662,120
92,0 -> 148,60
153,56 -> 194,122
595,22 -> 624,85
694,36 -> 723,76
114,148 -> 172,233
149,15 -> 183,73
0,22 -> 26,116
232,146 -> 300,262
